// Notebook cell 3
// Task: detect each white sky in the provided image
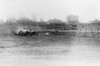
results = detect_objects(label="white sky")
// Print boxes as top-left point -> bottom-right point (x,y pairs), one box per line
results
0,0 -> 100,23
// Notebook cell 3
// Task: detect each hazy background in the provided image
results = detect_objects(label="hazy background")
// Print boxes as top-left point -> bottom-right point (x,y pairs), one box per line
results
0,0 -> 100,22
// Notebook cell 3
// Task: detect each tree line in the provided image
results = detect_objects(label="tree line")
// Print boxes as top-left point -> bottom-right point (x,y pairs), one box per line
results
5,15 -> 79,32
1,14 -> 100,36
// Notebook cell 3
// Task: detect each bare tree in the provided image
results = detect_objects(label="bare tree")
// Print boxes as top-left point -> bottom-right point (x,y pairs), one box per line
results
66,15 -> 79,30
66,15 -> 79,23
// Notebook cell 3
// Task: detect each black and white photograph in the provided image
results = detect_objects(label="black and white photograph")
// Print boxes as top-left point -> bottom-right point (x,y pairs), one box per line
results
0,0 -> 100,66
